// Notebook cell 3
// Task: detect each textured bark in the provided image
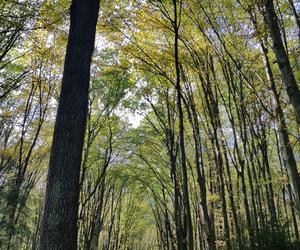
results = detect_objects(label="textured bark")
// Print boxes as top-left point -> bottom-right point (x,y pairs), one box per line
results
38,0 -> 100,249
264,0 -> 300,126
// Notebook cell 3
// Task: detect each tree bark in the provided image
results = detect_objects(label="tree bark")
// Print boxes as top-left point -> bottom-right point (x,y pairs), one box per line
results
264,0 -> 300,126
38,0 -> 100,249
260,39 -> 300,217
173,1 -> 194,249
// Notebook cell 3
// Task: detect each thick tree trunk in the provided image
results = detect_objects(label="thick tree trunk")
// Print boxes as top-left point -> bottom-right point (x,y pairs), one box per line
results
38,1 -> 100,249
264,0 -> 300,126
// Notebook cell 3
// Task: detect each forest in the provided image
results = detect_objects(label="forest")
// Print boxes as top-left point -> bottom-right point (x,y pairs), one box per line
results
1,0 -> 300,249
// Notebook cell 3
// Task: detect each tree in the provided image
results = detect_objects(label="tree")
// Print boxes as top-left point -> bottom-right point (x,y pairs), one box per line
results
263,0 -> 300,127
2,0 -> 300,249
37,0 -> 100,249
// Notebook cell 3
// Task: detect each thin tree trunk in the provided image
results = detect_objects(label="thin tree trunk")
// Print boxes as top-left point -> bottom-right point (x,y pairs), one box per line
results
183,78 -> 217,250
173,1 -> 194,248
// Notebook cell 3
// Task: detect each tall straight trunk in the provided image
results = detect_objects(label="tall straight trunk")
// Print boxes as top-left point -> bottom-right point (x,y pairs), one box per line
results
215,75 -> 243,245
201,72 -> 231,248
167,124 -> 184,249
264,0 -> 300,126
173,1 -> 194,249
89,178 -> 105,250
160,93 -> 184,249
224,64 -> 255,247
223,144 -> 243,249
288,184 -> 300,239
184,83 -> 216,250
260,40 -> 300,216
209,56 -> 232,250
170,154 -> 184,250
162,187 -> 175,250
38,1 -> 100,249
